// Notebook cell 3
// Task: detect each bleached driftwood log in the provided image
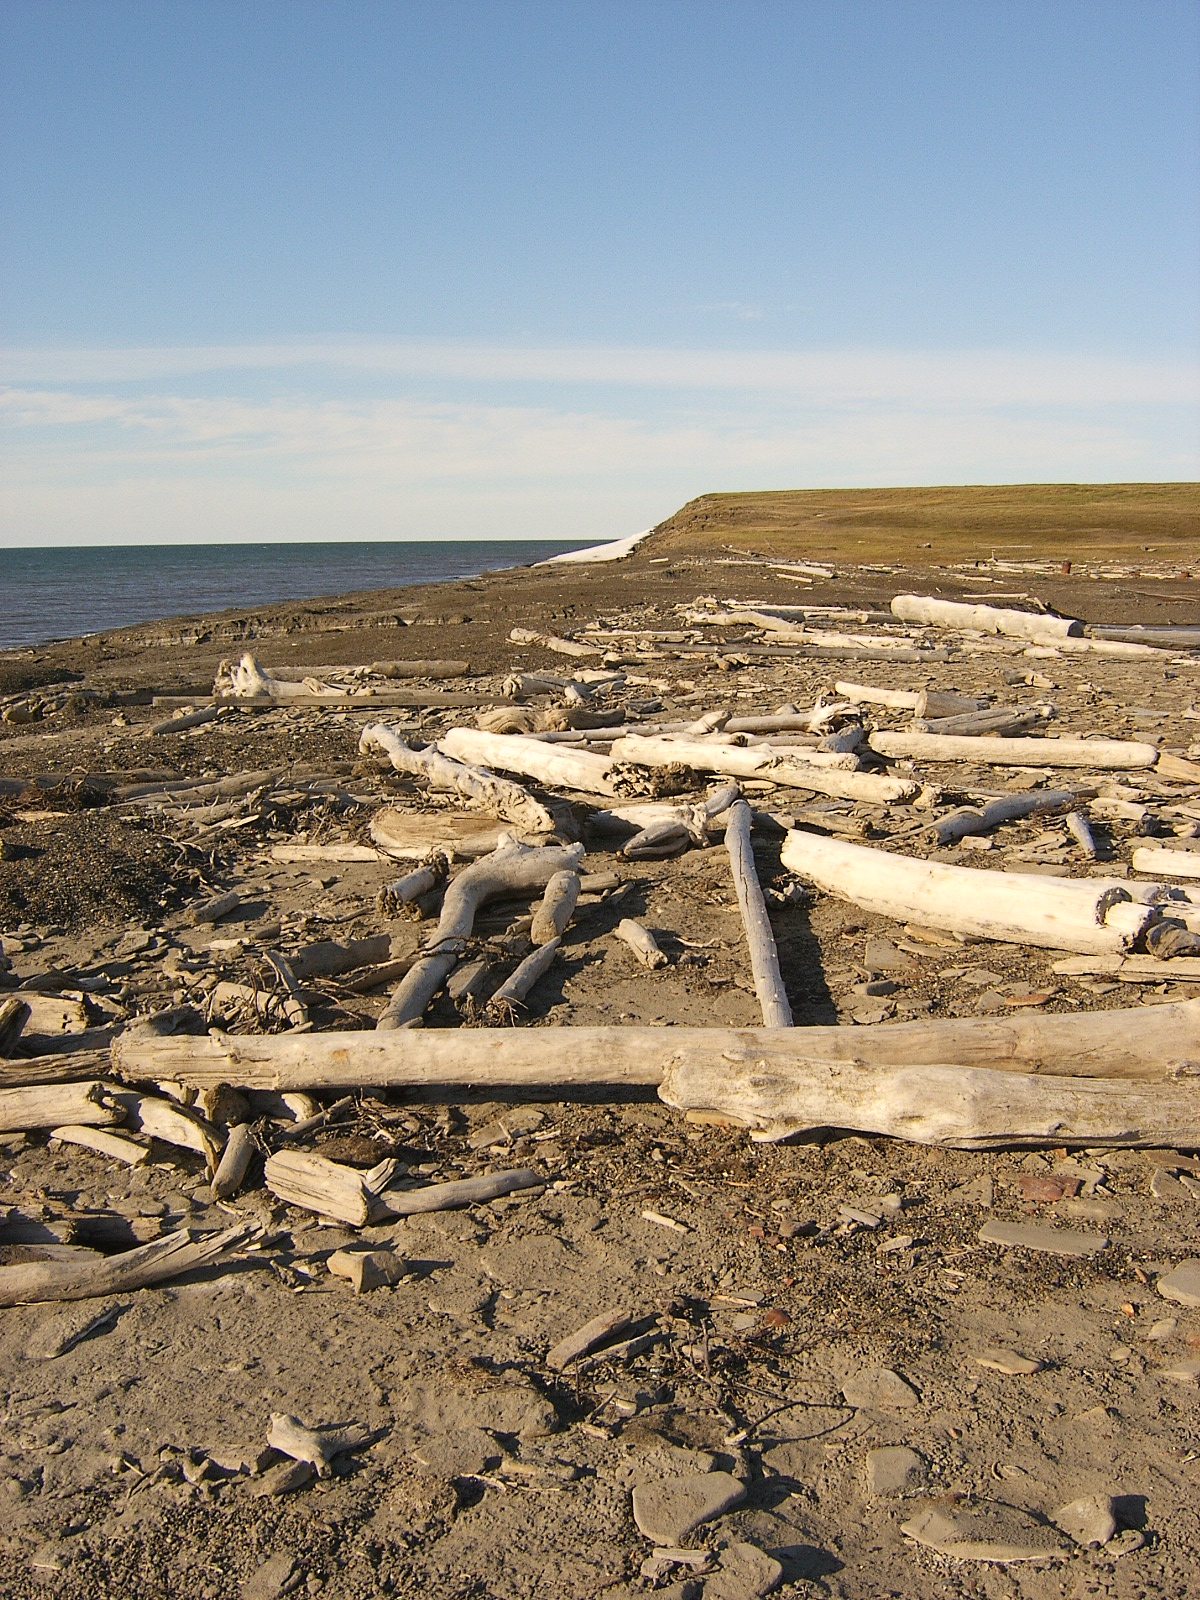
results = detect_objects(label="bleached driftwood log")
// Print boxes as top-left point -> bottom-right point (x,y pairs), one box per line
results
439,727 -> 618,796
509,627 -> 599,658
263,1149 -> 383,1225
291,935 -> 392,980
212,1122 -> 257,1198
0,1221 -> 255,1307
609,735 -> 918,804
49,1125 -> 150,1166
272,843 -> 388,863
657,1055 -> 1200,1148
111,1091 -> 221,1168
619,782 -> 742,859
0,1081 -> 123,1133
377,838 -> 585,1029
111,1000 -> 1200,1093
915,706 -> 1052,737
0,996 -> 29,1055
369,810 -> 524,861
835,682 -> 988,717
216,653 -> 342,700
869,730 -> 1158,770
891,594 -> 1082,645
371,659 -> 469,678
385,1167 -> 544,1214
724,799 -> 792,1026
779,830 -> 1158,955
488,938 -> 561,1012
361,724 -> 554,832
378,853 -> 449,915
1053,953 -> 1200,983
616,919 -> 668,969
933,789 -> 1085,846
530,870 -> 580,943
1132,846 -> 1200,879
267,1414 -> 374,1475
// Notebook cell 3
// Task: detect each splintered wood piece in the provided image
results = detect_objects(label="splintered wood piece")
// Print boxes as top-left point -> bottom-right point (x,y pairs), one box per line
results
377,854 -> 449,915
0,1081 -> 124,1134
50,1125 -> 151,1166
263,1149 -> 373,1225
724,799 -> 792,1027
1132,846 -> 1200,879
110,1091 -> 221,1168
530,869 -> 580,944
360,723 -> 554,832
1065,811 -> 1098,858
616,919 -> 668,969
546,1310 -> 635,1372
0,996 -> 30,1056
780,831 -> 1157,955
383,1167 -> 543,1214
266,1413 -> 374,1475
0,1222 -> 255,1307
933,789 -> 1084,846
212,1122 -> 257,1199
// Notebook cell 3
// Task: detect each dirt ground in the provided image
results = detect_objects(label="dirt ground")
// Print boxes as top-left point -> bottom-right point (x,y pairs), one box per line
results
3,505 -> 1200,1598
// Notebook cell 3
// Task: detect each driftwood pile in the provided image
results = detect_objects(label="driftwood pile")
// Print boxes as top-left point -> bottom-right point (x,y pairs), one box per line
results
5,581 -> 1200,1306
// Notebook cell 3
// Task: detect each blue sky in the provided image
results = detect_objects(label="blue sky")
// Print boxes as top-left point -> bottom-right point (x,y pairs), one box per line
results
1,0 -> 1197,546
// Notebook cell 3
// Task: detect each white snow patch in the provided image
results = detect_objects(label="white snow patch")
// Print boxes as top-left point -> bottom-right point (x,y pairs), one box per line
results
537,527 -> 655,566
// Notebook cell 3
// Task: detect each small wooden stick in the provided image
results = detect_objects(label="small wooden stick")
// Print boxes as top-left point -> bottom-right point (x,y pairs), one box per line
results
724,800 -> 792,1027
50,1125 -> 151,1166
616,919 -> 668,969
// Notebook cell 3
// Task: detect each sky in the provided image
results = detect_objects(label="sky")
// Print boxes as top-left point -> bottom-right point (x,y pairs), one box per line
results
1,1 -> 1197,548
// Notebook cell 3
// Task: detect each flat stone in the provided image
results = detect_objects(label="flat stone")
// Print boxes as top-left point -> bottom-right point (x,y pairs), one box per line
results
1146,1317 -> 1177,1341
974,1348 -> 1043,1376
1159,1355 -> 1200,1384
631,1471 -> 747,1545
25,1300 -> 121,1360
1150,1168 -> 1186,1201
1157,1260 -> 1200,1308
864,938 -> 915,973
411,1428 -> 499,1478
866,1445 -> 925,1496
1052,1494 -> 1118,1548
842,1366 -> 920,1410
979,1219 -> 1107,1258
251,1458 -> 315,1497
241,1553 -> 299,1600
704,1540 -> 784,1599
901,1503 -> 1066,1563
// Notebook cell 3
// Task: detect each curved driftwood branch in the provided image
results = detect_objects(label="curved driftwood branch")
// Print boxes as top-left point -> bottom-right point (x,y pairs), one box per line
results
891,594 -> 1082,645
870,730 -> 1158,770
377,838 -> 585,1029
616,919 -> 668,969
361,724 -> 554,832
439,727 -> 618,796
609,735 -> 918,804
216,653 -> 341,700
933,789 -> 1085,846
724,800 -> 792,1026
780,830 -> 1157,954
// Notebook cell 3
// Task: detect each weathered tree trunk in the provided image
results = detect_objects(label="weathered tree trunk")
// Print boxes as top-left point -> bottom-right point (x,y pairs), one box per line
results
891,594 -> 1083,644
779,831 -> 1157,954
724,800 -> 792,1026
439,727 -> 618,795
530,870 -> 580,943
933,789 -> 1085,846
609,735 -> 918,804
869,730 -> 1158,769
0,1081 -> 124,1133
361,724 -> 554,832
1132,846 -> 1200,879
834,682 -> 987,715
112,1001 -> 1200,1093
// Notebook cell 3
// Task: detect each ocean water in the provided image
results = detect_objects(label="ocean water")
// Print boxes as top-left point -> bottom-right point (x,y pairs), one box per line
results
0,539 -> 593,650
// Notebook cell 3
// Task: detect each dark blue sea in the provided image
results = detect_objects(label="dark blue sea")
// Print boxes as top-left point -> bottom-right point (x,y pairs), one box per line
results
0,540 -> 593,650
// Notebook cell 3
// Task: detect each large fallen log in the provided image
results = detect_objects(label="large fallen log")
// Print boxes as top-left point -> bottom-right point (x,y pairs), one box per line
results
361,724 -> 554,832
891,594 -> 1082,645
439,727 -> 618,796
377,837 -> 585,1028
216,653 -> 342,700
609,735 -> 918,804
0,1221 -> 255,1307
869,730 -> 1158,770
724,800 -> 791,1026
111,999 -> 1200,1092
779,831 -> 1157,954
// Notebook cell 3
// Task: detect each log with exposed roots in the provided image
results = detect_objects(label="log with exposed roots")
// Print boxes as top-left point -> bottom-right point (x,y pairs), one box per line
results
360,723 -> 554,832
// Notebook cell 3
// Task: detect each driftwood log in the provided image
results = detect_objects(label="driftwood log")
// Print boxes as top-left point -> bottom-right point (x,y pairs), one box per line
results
834,682 -> 987,716
488,938 -> 561,1012
377,838 -> 585,1029
530,869 -> 581,944
869,730 -> 1158,770
361,724 -> 554,832
0,1081 -> 124,1133
616,919 -> 668,969
932,789 -> 1085,846
378,854 -> 450,915
0,1221 -> 255,1307
890,594 -> 1082,645
439,727 -> 618,796
779,830 -> 1157,955
112,999 -> 1200,1091
724,799 -> 792,1026
609,735 -> 918,804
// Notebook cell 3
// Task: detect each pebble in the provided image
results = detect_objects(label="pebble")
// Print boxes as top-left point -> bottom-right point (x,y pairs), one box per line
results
1052,1493 -> 1118,1548
704,1541 -> 784,1599
842,1366 -> 920,1410
978,1219 -> 1107,1258
241,1553 -> 300,1600
973,1348 -> 1043,1376
630,1471 -> 747,1545
1156,1259 -> 1200,1308
865,1445 -> 925,1496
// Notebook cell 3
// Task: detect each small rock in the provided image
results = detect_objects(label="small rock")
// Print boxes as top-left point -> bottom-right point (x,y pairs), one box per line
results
978,1219 -> 1107,1258
1016,1173 -> 1080,1202
241,1553 -> 300,1600
901,1502 -> 1065,1562
639,1549 -> 713,1583
251,1458 -> 316,1497
1157,1259 -> 1200,1308
865,1445 -> 925,1496
974,1348 -> 1043,1376
325,1248 -> 407,1293
1150,1168 -> 1186,1201
864,938 -> 915,973
842,1366 -> 920,1410
631,1471 -> 747,1545
411,1428 -> 499,1478
949,1175 -> 994,1206
1106,1528 -> 1146,1557
704,1540 -> 784,1599
1052,1494 -> 1118,1548
1146,1317 -> 1177,1342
